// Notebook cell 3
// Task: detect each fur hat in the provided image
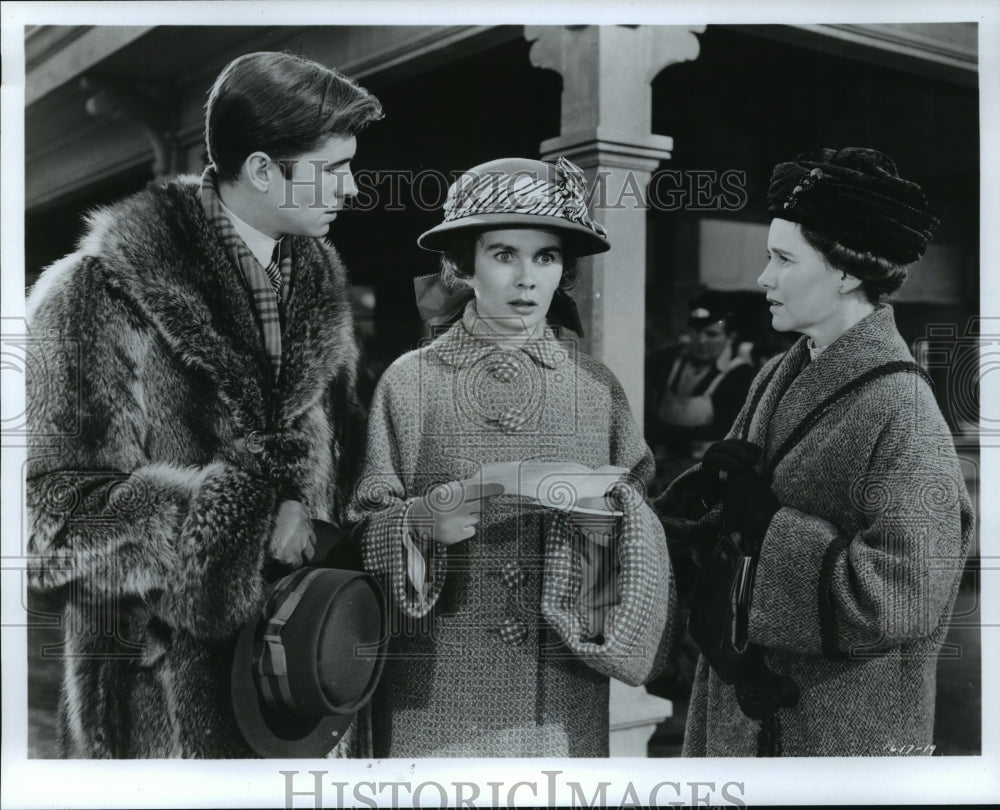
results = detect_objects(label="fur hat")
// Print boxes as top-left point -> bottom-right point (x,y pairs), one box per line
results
767,147 -> 939,265
230,545 -> 387,757
418,156 -> 611,256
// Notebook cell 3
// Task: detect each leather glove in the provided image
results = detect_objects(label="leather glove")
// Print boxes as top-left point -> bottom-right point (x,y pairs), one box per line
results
720,469 -> 780,556
701,439 -> 763,506
734,657 -> 801,720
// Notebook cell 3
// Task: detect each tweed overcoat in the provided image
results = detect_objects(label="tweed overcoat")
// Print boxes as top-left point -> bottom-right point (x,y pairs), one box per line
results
349,305 -> 674,757
26,176 -> 365,758
658,305 -> 974,756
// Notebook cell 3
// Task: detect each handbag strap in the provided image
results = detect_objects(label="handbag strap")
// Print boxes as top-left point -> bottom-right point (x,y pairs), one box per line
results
724,356 -> 932,545
738,359 -> 782,442
761,360 -> 933,482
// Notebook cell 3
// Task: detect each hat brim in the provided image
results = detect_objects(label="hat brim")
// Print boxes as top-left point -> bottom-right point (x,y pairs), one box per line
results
417,212 -> 610,257
230,614 -> 356,758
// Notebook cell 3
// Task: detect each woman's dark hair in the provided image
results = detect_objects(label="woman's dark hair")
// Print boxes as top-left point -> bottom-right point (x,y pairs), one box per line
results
799,225 -> 908,303
205,51 -> 384,183
439,230 -> 579,292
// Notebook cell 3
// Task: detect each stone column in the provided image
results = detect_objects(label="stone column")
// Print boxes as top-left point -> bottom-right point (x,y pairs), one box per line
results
526,24 -> 703,426
527,24 -> 704,756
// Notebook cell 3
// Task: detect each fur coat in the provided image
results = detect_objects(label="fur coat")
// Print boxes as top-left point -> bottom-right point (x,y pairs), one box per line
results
348,304 -> 674,757
658,305 -> 974,756
25,176 -> 364,757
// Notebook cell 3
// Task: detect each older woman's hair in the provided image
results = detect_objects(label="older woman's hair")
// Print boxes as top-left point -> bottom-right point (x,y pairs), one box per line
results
799,225 -> 908,303
439,231 -> 579,292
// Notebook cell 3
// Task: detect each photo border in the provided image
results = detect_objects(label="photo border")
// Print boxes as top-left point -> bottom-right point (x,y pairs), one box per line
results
3,1 -> 998,806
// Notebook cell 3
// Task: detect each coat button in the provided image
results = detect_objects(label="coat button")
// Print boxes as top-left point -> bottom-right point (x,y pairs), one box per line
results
493,407 -> 527,433
501,561 -> 528,589
490,357 -> 520,382
245,431 -> 265,454
497,617 -> 529,646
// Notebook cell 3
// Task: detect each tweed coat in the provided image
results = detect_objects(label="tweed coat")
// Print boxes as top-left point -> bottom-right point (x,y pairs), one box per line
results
658,305 -> 974,756
25,176 -> 365,758
349,304 -> 674,757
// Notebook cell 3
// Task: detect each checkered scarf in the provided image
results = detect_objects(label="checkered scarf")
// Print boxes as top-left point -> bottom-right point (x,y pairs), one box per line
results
200,167 -> 292,380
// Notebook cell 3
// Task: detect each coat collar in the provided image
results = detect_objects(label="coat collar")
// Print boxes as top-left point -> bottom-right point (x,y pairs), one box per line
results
87,176 -> 355,433
745,305 -> 914,453
431,300 -> 571,370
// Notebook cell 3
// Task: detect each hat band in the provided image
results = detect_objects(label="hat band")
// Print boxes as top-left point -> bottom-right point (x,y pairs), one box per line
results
443,156 -> 607,239
255,567 -> 325,714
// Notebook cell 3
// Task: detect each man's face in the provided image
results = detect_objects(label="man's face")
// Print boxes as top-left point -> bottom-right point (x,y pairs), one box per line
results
265,134 -> 358,238
689,319 -> 731,364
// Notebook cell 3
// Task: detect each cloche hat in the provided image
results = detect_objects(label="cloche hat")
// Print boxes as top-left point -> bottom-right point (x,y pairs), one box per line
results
418,156 -> 610,257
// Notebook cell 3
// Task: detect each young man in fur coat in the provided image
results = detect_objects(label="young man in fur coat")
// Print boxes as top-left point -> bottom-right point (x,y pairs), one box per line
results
25,52 -> 383,757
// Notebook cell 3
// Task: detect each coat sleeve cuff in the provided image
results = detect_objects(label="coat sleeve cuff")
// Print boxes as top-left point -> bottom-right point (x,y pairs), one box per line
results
27,461 -> 277,639
747,506 -> 838,655
542,497 -> 674,686
161,462 -> 276,639
360,500 -> 446,618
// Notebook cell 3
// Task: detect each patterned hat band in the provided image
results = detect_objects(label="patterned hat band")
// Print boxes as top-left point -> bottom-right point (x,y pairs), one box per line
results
443,156 -> 607,239
417,156 -> 611,256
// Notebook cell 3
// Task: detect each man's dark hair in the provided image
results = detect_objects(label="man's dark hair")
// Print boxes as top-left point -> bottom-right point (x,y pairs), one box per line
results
205,51 -> 384,183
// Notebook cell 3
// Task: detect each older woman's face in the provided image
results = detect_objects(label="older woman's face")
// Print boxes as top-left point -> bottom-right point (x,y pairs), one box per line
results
471,228 -> 563,338
758,218 -> 845,341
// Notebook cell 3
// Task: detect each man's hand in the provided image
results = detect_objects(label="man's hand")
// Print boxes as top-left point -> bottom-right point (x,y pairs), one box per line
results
407,480 -> 503,547
270,500 -> 316,565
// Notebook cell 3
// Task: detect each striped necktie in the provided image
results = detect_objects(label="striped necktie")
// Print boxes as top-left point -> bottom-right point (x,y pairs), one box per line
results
264,239 -> 283,300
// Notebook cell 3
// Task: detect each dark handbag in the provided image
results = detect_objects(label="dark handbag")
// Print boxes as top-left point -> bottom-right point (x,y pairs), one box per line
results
688,528 -> 759,686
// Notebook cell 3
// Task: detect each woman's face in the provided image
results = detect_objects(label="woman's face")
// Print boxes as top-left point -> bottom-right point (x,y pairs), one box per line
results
470,228 -> 564,338
758,218 -> 846,342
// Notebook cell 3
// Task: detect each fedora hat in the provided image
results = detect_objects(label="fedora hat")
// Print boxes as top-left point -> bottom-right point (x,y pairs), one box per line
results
230,558 -> 387,757
418,156 -> 611,257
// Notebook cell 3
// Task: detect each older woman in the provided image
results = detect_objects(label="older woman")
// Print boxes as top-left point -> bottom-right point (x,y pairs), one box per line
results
658,147 -> 974,757
349,157 -> 673,757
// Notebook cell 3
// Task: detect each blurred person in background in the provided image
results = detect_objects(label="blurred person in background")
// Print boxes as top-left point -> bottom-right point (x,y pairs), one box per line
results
646,292 -> 757,488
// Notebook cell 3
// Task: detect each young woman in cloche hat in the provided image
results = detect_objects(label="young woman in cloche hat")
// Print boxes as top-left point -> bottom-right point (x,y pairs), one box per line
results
349,156 -> 674,757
